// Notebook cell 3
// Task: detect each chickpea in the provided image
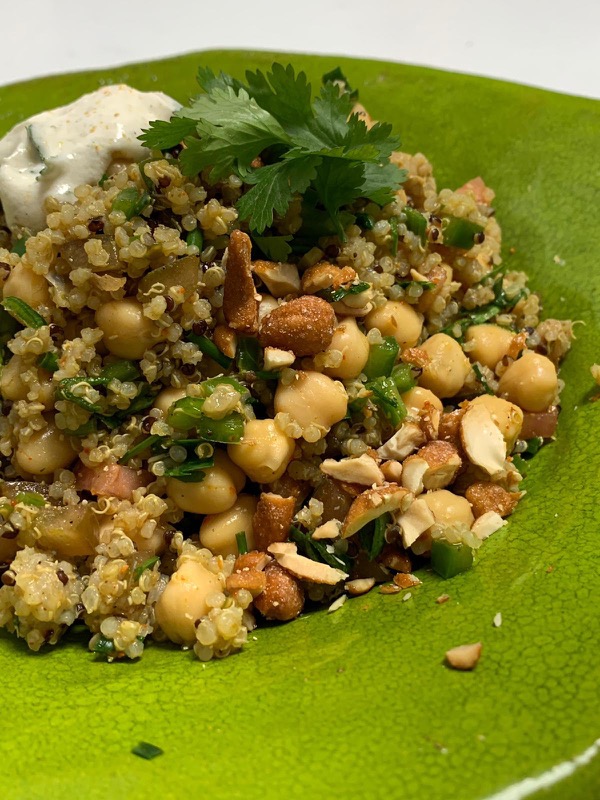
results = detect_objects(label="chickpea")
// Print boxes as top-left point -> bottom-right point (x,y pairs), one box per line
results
274,371 -> 348,436
0,355 -> 54,406
199,494 -> 257,557
95,298 -> 163,359
364,300 -> 423,349
228,419 -> 295,484
402,386 -> 444,417
470,394 -> 523,451
418,333 -> 472,398
15,422 -> 78,476
166,451 -> 245,515
498,351 -> 558,412
154,557 -> 222,645
324,318 -> 370,380
465,324 -> 515,370
152,387 -> 187,418
423,489 -> 474,528
2,263 -> 51,308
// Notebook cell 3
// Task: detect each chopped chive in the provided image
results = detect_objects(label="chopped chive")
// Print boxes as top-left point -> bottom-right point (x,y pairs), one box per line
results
187,332 -> 232,370
14,491 -> 46,508
472,364 -> 494,395
370,512 -> 389,560
100,360 -> 141,383
111,187 -> 152,220
396,279 -> 436,291
133,555 -> 160,581
319,281 -> 370,304
289,525 -> 350,572
1,296 -> 47,329
236,531 -> 248,554
119,435 -> 165,464
389,216 -> 399,256
162,457 -> 214,481
132,742 -> 163,761
38,352 -> 59,372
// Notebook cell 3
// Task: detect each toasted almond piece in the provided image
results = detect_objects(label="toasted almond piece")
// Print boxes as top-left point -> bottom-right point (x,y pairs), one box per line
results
232,551 -> 272,573
320,453 -> 385,486
380,583 -> 401,594
253,260 -> 301,298
301,261 -> 357,293
438,407 -> 466,448
342,484 -> 412,539
445,642 -> 482,670
253,562 -> 305,621
267,542 -> 297,556
380,459 -> 403,483
327,594 -> 347,613
393,572 -> 422,589
402,440 -> 462,494
345,577 -> 375,596
269,542 -> 348,584
471,510 -> 507,540
223,230 -> 259,334
436,593 -> 450,604
212,324 -> 237,358
253,492 -> 296,551
394,496 -> 435,548
379,545 -> 412,573
460,403 -> 507,476
312,519 -> 342,540
377,421 -> 425,461
259,295 -> 336,356
226,568 -> 267,596
465,481 -> 520,518
401,347 -> 430,368
263,347 -> 295,371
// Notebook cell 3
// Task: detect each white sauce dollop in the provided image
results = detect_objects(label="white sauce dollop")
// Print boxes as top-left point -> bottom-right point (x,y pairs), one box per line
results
0,84 -> 180,232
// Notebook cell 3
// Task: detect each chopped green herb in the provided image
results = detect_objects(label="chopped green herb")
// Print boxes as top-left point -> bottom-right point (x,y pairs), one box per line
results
187,332 -> 233,370
431,538 -> 474,579
355,212 -> 375,230
473,364 -> 495,395
252,233 -> 293,262
363,337 -> 399,379
140,63 -> 405,243
235,336 -> 277,379
133,556 -> 160,581
360,512 -> 390,560
111,187 -> 152,220
162,457 -> 214,481
396,279 -> 436,291
119,435 -> 164,465
64,420 -> 97,437
92,634 -> 115,656
10,236 -> 29,256
1,296 -> 47,329
367,376 -> 407,428
236,531 -> 248,554
186,229 -> 204,251
14,491 -> 46,507
443,276 -> 527,340
319,281 -> 370,304
389,216 -> 399,256
100,360 -> 141,383
289,525 -> 350,572
131,742 -> 163,761
390,363 -> 416,394
37,352 -> 59,372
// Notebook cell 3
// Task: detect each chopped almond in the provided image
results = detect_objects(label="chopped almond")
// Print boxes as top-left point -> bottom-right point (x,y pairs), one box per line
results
263,347 -> 295,371
380,460 -> 403,483
212,324 -> 237,358
312,519 -> 341,540
393,573 -> 421,589
301,261 -> 357,293
401,347 -> 430,368
445,642 -> 482,670
394,497 -> 435,548
465,482 -> 520,518
259,295 -> 336,356
401,440 -> 462,494
253,260 -> 301,297
377,422 -> 425,461
253,562 -> 305,621
320,453 -> 384,486
471,510 -> 507,540
223,230 -> 259,334
342,484 -> 412,538
253,492 -> 296,551
226,550 -> 271,598
460,403 -> 507,476
268,542 -> 347,584
380,583 -> 401,594
345,577 -> 376,596
438,407 -> 466,448
379,545 -> 412,573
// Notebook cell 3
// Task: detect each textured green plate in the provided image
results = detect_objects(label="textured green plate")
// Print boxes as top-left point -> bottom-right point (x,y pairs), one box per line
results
0,51 -> 599,800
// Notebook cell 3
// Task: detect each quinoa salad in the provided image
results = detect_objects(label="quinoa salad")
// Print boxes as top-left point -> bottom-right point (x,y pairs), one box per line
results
0,64 -> 573,661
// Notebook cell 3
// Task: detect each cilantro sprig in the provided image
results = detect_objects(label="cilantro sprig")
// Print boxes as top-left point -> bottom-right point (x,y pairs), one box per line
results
141,63 -> 406,248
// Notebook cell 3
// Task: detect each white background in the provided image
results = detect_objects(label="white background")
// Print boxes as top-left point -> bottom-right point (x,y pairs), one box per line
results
1,0 -> 599,99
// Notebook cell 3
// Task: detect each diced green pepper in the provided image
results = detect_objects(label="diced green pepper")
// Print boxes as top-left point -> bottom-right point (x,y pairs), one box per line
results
131,742 -> 163,761
442,216 -> 485,249
431,538 -> 474,579
367,376 -> 407,428
111,187 -> 152,220
363,337 -> 400,379
194,413 -> 245,443
186,229 -> 204,251
119,435 -> 165,464
391,363 -> 416,394
404,208 -> 427,242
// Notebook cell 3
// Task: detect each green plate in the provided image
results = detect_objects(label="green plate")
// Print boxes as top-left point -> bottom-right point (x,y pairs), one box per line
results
0,51 -> 599,800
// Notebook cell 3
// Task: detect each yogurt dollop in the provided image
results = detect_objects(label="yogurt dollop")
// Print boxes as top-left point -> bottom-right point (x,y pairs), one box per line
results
0,84 -> 180,232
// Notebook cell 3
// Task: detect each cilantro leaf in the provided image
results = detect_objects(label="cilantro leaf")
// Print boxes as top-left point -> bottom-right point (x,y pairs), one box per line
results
313,158 -> 364,237
244,64 -> 313,128
237,154 -> 321,233
196,66 -> 246,94
139,116 -> 197,150
252,234 -> 293,262
361,161 -> 407,205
